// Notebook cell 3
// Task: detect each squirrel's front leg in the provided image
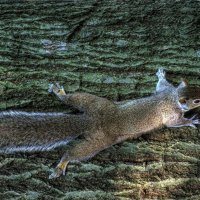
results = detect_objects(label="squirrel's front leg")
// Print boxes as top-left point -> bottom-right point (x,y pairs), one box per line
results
49,138 -> 109,179
166,114 -> 200,128
156,68 -> 175,92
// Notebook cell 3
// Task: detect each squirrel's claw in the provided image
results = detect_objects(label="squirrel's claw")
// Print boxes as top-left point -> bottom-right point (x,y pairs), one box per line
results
188,115 -> 200,129
48,83 -> 54,93
192,119 -> 200,125
49,167 -> 63,179
48,83 -> 66,96
156,68 -> 166,79
49,160 -> 69,179
190,115 -> 200,124
189,123 -> 197,129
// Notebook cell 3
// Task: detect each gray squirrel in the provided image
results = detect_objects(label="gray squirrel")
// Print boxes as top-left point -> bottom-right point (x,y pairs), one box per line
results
0,68 -> 200,179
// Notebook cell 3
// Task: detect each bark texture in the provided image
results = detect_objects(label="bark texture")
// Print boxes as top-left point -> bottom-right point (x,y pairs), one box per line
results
0,0 -> 200,199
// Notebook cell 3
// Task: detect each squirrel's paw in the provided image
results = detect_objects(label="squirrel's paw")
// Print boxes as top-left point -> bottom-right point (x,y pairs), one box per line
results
48,83 -> 55,93
156,68 -> 166,79
48,83 -> 66,96
189,115 -> 200,128
49,160 -> 69,179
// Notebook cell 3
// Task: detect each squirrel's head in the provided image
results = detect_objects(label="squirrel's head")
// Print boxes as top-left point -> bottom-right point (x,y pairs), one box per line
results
177,80 -> 200,111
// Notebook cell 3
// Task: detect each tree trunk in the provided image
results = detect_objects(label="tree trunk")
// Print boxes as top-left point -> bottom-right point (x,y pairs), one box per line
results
0,0 -> 200,199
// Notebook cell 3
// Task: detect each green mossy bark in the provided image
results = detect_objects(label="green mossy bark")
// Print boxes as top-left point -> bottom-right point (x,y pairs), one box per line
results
0,0 -> 200,199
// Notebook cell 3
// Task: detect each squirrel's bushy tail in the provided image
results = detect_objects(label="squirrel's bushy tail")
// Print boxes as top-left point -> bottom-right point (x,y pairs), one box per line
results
0,111 -> 90,152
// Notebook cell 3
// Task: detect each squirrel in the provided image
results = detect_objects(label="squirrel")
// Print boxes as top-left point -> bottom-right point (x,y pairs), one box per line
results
0,68 -> 200,179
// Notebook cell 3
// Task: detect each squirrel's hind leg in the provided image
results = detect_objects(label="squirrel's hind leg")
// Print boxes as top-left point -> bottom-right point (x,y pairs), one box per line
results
156,68 -> 174,92
48,83 -> 66,98
48,83 -> 113,113
49,138 -> 109,179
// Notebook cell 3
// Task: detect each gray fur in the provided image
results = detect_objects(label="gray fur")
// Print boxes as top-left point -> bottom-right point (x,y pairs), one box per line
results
1,68 -> 200,178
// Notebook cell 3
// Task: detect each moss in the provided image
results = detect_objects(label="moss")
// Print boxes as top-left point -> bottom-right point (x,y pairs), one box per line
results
61,190 -> 117,200
0,0 -> 200,199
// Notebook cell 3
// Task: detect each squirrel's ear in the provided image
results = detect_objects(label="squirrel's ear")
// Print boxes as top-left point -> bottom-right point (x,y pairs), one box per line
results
178,79 -> 188,89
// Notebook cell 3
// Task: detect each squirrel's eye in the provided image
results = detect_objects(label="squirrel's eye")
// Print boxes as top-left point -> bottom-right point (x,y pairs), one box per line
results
193,99 -> 200,104
179,98 -> 187,104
